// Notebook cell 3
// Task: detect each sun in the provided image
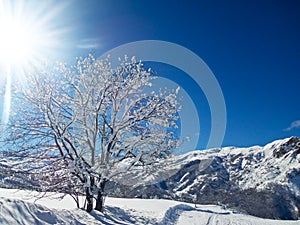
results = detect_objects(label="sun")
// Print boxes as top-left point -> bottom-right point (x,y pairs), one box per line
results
0,2 -> 43,69
0,0 -> 71,71
0,0 -> 71,125
0,17 -> 36,65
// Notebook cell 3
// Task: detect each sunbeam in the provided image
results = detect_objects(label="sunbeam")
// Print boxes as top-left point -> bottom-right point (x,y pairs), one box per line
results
2,66 -> 11,125
0,0 -> 71,125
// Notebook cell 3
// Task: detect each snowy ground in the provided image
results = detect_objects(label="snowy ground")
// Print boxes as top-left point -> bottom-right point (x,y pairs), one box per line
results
0,188 -> 298,225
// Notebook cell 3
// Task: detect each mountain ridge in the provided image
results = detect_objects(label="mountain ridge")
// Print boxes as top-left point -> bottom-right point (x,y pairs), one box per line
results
1,136 -> 300,220
109,136 -> 300,220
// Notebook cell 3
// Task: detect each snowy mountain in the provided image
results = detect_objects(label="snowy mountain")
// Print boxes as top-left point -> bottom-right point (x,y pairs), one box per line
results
109,137 -> 300,220
0,188 -> 299,225
1,137 -> 300,221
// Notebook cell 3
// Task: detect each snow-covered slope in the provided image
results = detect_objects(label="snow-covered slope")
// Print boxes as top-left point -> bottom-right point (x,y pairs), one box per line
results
0,188 -> 299,225
110,137 -> 300,220
1,137 -> 300,221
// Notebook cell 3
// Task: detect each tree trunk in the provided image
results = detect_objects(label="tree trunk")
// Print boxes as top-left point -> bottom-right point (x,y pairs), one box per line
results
95,190 -> 104,212
85,176 -> 95,212
86,187 -> 93,212
95,179 -> 107,212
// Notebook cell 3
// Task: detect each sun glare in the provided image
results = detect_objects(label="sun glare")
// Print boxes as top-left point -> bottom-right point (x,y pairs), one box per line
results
0,0 -> 70,125
0,18 -> 36,65
0,0 -> 70,70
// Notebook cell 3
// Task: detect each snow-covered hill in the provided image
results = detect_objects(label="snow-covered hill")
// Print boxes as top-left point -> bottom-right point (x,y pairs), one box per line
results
0,188 -> 299,225
1,137 -> 300,221
109,137 -> 300,220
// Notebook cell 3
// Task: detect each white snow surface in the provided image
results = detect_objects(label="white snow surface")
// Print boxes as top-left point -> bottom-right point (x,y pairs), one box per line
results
0,188 -> 298,225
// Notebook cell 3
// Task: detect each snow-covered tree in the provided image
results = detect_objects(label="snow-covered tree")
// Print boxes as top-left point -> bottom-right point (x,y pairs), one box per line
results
1,54 -> 180,212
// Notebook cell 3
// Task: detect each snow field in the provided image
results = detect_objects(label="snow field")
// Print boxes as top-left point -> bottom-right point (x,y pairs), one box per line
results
0,188 -> 299,225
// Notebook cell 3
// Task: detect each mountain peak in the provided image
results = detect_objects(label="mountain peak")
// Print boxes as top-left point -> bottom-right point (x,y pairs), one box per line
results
270,136 -> 300,158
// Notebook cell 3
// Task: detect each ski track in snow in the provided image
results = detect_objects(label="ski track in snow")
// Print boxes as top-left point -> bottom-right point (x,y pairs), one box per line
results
0,188 -> 299,225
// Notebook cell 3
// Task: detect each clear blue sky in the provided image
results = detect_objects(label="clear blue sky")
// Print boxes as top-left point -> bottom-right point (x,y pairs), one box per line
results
67,0 -> 300,149
2,0 -> 300,149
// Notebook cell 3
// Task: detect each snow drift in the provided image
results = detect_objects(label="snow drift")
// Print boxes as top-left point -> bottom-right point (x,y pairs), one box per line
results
0,188 -> 299,225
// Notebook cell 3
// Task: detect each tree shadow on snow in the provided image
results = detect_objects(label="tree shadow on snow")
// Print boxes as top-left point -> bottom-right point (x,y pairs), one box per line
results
90,206 -> 156,225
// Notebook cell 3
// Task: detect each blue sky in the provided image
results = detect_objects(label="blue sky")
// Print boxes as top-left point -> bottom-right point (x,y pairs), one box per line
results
68,0 -> 300,149
1,0 -> 300,150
